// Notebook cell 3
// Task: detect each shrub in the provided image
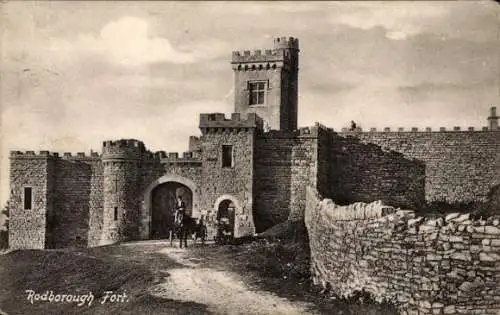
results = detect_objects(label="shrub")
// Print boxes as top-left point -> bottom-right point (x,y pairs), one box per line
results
0,201 -> 9,249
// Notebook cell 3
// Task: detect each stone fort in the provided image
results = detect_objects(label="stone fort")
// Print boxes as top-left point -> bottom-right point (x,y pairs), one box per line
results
8,37 -> 500,249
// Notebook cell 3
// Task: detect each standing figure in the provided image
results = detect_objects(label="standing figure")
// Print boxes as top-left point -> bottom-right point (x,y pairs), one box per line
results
174,195 -> 185,225
174,196 -> 189,248
195,216 -> 207,245
350,120 -> 357,131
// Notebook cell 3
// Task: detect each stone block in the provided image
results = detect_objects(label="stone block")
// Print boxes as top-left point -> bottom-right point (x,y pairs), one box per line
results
479,252 -> 500,262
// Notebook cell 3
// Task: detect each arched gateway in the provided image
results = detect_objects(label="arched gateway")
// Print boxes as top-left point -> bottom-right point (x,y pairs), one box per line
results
213,194 -> 242,239
140,175 -> 199,239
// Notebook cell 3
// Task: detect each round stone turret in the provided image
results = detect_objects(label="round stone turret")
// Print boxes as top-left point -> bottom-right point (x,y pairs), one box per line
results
102,139 -> 145,161
101,139 -> 145,245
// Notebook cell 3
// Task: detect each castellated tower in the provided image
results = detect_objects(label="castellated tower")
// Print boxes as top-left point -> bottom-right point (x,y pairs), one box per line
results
198,112 -> 264,238
231,37 -> 299,131
101,139 -> 145,245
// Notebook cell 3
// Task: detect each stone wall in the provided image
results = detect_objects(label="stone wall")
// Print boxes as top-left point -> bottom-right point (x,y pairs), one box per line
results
316,125 -> 331,198
51,158 -> 92,248
102,160 -> 141,244
8,152 -> 53,249
87,158 -> 104,247
255,129 -> 318,232
50,156 -> 103,248
328,132 -> 426,209
162,162 -> 202,190
340,130 -> 500,203
101,140 -> 146,244
305,186 -> 500,315
8,152 -> 103,249
199,127 -> 256,237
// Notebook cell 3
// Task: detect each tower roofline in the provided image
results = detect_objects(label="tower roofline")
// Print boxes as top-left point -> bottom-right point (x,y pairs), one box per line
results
273,36 -> 299,50
231,36 -> 299,64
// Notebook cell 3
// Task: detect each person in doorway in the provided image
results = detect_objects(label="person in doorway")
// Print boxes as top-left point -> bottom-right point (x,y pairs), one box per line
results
174,195 -> 190,248
174,195 -> 185,225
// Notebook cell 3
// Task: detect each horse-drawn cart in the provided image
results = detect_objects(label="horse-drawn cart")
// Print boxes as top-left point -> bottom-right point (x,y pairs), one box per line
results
215,218 -> 233,244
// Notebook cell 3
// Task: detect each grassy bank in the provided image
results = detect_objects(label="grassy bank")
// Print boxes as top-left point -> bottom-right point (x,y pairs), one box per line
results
0,245 -> 208,315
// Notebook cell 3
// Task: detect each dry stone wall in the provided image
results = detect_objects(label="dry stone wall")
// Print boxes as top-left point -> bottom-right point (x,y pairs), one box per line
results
305,186 -> 500,315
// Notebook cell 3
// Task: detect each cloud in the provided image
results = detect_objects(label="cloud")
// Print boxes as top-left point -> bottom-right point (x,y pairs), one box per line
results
332,3 -> 449,40
386,31 -> 408,41
50,16 -> 228,66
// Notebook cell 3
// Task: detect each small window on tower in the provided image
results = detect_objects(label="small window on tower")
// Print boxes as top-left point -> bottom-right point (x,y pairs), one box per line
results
24,187 -> 32,210
222,145 -> 233,168
248,81 -> 266,105
114,207 -> 118,221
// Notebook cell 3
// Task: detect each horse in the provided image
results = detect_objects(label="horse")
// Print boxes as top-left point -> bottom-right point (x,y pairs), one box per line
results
192,218 -> 208,245
172,212 -> 204,248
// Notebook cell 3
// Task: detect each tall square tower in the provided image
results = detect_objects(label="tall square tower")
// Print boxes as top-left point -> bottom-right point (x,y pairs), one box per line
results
231,37 -> 299,131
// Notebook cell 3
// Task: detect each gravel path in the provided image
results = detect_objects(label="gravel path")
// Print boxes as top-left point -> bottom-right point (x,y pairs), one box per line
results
148,246 -> 317,315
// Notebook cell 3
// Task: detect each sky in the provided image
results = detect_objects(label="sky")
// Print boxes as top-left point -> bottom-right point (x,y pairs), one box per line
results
0,1 -> 499,208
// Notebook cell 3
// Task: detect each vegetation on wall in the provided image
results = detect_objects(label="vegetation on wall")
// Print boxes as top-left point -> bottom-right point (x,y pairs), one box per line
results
0,200 -> 9,249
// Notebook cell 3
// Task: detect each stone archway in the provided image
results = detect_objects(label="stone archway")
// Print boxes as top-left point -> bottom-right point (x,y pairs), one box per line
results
216,199 -> 236,239
150,182 -> 192,239
141,174 -> 199,240
212,194 -> 242,239
213,194 -> 242,214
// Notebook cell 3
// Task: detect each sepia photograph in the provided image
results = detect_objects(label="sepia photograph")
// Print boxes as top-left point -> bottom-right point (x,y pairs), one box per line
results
0,1 -> 499,314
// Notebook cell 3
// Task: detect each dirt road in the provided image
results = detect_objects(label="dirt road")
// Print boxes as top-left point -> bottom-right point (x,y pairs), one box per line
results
1,240 -> 396,315
146,245 -> 317,315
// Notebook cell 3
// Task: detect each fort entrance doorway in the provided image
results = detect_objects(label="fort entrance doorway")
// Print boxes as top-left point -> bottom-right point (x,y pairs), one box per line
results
216,199 -> 236,241
150,182 -> 192,239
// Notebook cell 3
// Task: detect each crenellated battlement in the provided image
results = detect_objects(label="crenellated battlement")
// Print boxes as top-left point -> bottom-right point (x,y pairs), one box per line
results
274,36 -> 299,50
337,126 -> 495,133
153,151 -> 202,165
102,139 -> 145,149
231,49 -> 285,64
260,124 -> 328,139
102,139 -> 146,161
199,112 -> 264,133
153,151 -> 195,159
231,37 -> 299,66
10,150 -> 101,159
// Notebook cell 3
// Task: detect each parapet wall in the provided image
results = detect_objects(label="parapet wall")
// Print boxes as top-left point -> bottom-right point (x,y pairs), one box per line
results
102,139 -> 145,160
326,131 -> 426,209
10,150 -> 101,160
231,36 -> 299,65
340,126 -> 491,133
305,186 -> 500,315
336,129 -> 500,203
152,151 -> 202,163
231,49 -> 285,64
199,112 -> 264,131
